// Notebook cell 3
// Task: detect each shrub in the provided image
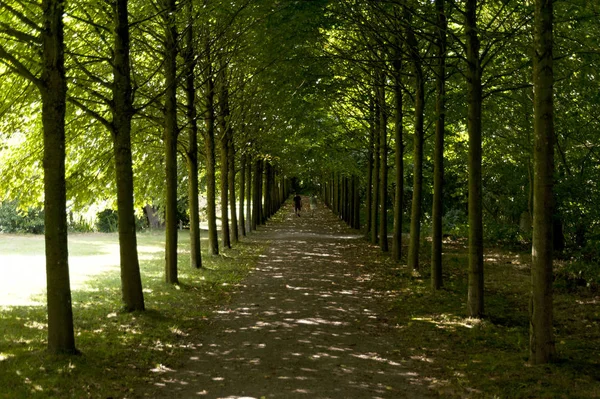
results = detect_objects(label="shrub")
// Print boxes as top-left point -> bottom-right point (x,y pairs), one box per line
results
0,200 -> 44,234
96,209 -> 118,233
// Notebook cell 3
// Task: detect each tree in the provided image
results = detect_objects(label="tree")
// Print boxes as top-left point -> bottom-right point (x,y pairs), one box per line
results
0,0 -> 77,353
431,0 -> 447,290
530,0 -> 556,365
183,0 -> 202,269
161,0 -> 179,284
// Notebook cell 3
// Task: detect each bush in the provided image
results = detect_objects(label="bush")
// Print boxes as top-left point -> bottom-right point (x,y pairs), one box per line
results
0,200 -> 45,234
96,209 -> 118,233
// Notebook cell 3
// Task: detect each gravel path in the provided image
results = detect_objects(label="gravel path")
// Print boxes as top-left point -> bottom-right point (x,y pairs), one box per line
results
147,202 -> 437,398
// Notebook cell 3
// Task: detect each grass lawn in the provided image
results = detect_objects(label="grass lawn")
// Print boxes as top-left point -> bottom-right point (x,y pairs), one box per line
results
0,229 -> 265,399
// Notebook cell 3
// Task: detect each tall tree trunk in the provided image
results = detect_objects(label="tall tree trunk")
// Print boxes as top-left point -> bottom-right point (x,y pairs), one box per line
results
530,0 -> 556,365
218,64 -> 231,249
203,39 -> 218,256
407,21 -> 425,270
229,140 -> 238,242
252,159 -> 260,229
113,0 -> 146,307
366,95 -> 374,235
392,48 -> 404,263
183,1 -> 202,269
378,71 -> 389,252
239,153 -> 246,237
466,0 -> 484,317
371,82 -> 381,244
41,0 -> 77,354
431,0 -> 447,290
246,154 -> 252,232
163,0 -> 178,284
353,175 -> 360,229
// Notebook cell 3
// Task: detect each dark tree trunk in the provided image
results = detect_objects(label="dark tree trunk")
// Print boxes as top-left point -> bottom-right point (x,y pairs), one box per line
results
163,0 -> 178,285
203,39 -> 218,256
379,72 -> 389,252
183,1 -> 201,269
229,135 -> 238,243
246,154 -> 252,232
41,0 -> 77,354
366,95 -> 374,235
218,64 -> 231,250
371,82 -> 380,244
466,0 -> 484,317
392,46 -> 404,263
239,153 -> 246,237
431,0 -> 447,290
112,0 -> 146,307
530,0 -> 556,365
407,21 -> 425,271
252,159 -> 260,229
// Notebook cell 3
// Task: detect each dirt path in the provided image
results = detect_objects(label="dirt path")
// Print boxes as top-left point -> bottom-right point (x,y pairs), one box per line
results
146,202 -> 437,398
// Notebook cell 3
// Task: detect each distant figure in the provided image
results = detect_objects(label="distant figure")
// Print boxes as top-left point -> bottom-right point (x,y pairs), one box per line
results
293,193 -> 302,217
309,195 -> 318,216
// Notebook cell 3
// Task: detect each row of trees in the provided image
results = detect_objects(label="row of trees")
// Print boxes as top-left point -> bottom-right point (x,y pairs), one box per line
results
1,0 -> 322,354
2,0 -> 597,367
314,0 -> 591,365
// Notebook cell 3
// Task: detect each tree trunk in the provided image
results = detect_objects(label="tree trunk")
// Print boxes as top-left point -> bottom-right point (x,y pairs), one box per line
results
252,159 -> 260,229
218,64 -> 230,250
378,71 -> 389,253
163,0 -> 178,285
366,95 -> 374,235
431,0 -> 447,290
113,0 -> 146,307
530,0 -> 556,365
203,38 -> 219,256
407,21 -> 425,270
246,154 -> 252,232
239,153 -> 246,237
392,46 -> 404,263
183,1 -> 201,269
41,0 -> 77,354
466,0 -> 484,317
371,82 -> 380,244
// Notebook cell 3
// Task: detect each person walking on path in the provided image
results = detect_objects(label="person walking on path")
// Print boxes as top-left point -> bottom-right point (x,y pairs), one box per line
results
293,193 -> 302,216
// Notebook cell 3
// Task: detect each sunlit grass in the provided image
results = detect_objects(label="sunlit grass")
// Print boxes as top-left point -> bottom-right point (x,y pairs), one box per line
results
0,230 -> 265,399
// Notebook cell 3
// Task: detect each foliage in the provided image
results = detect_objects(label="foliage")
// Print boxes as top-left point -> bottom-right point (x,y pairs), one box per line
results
95,209 -> 119,233
0,201 -> 44,234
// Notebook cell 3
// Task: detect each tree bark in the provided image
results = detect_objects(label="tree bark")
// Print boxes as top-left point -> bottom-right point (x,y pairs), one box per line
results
466,0 -> 484,317
392,48 -> 404,263
366,95 -> 374,235
112,0 -> 146,307
183,1 -> 202,269
371,82 -> 381,244
203,38 -> 219,256
239,153 -> 246,237
378,71 -> 389,252
246,154 -> 252,232
218,63 -> 231,249
41,0 -> 77,354
431,0 -> 447,290
530,0 -> 556,365
163,0 -> 178,285
407,20 -> 425,270
229,135 -> 238,243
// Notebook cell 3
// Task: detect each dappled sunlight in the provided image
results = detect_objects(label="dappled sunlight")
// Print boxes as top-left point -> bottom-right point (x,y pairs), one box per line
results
144,206 -> 441,398
412,314 -> 485,331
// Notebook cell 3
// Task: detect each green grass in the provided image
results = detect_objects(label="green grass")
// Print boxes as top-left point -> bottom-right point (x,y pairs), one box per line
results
0,230 -> 265,399
364,239 -> 600,398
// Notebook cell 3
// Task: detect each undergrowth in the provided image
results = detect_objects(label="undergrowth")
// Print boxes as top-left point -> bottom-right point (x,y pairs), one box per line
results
362,238 -> 600,398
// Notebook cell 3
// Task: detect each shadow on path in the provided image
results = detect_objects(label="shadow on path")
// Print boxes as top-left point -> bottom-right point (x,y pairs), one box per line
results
147,203 -> 437,398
